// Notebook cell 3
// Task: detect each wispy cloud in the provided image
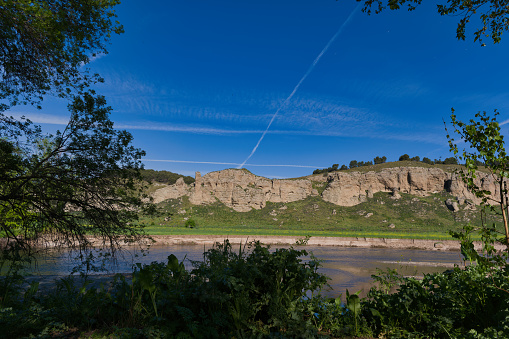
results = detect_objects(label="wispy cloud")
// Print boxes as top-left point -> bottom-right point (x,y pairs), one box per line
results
115,122 -> 262,135
10,110 -> 445,144
7,112 -> 69,125
278,97 -> 378,132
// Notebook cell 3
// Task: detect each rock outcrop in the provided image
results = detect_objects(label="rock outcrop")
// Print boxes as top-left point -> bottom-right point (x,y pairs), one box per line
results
152,177 -> 190,204
189,169 -> 317,212
150,167 -> 503,212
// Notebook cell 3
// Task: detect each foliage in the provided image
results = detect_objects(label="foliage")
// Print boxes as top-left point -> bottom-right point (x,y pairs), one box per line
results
0,93 -> 149,252
364,232 -> 509,338
443,156 -> 459,165
0,241 -> 330,338
422,157 -> 433,165
0,0 -> 123,110
295,235 -> 311,245
0,0 -> 151,255
374,155 -> 387,164
313,156 -> 468,175
184,218 -> 196,228
313,159 -> 376,174
399,154 -> 410,161
446,109 -> 509,245
313,163 -> 344,174
140,169 -> 195,185
358,0 -> 509,45
3,237 -> 509,338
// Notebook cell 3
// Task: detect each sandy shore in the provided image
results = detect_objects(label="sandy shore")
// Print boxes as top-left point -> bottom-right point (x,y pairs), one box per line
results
148,234 -> 489,251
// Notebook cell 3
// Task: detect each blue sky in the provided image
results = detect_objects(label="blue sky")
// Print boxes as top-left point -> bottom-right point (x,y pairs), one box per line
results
10,1 -> 509,178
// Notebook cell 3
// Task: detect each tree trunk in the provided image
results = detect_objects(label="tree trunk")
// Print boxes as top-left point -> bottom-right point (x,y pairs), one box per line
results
501,181 -> 509,249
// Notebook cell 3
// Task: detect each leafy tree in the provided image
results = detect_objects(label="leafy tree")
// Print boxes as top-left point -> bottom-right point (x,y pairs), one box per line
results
443,156 -> 459,165
349,160 -> 359,169
410,156 -> 420,162
399,154 -> 410,161
358,0 -> 509,45
0,1 -> 150,253
331,163 -> 339,171
422,157 -> 433,165
373,156 -> 387,164
0,93 -> 149,251
0,0 -> 124,110
446,109 -> 509,246
340,164 -> 348,170
357,160 -> 373,167
141,169 -> 195,185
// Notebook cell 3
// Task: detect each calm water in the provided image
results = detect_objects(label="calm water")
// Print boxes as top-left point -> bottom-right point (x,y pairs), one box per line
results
27,244 -> 465,297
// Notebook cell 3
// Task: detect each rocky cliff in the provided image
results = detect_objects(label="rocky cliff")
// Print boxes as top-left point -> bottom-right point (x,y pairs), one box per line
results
151,166 -> 500,212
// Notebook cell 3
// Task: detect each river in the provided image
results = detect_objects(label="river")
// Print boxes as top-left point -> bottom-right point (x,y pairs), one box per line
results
26,244 -> 465,298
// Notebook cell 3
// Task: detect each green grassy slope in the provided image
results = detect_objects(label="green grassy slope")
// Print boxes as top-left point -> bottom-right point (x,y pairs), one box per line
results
140,191 -> 502,240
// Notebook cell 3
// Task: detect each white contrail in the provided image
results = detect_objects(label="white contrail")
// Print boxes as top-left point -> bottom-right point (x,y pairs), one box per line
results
143,159 -> 326,168
238,4 -> 361,169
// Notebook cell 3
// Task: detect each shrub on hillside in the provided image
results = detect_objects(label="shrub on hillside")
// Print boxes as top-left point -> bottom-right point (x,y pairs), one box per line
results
141,169 -> 195,185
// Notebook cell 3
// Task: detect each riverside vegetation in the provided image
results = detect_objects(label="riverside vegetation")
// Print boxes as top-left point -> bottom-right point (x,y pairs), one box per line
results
2,234 -> 509,338
4,0 -> 509,337
1,163 -> 508,338
4,121 -> 509,338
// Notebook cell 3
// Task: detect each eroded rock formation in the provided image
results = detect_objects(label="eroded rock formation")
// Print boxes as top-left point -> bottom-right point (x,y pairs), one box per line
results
189,169 -> 317,212
151,167 -> 502,212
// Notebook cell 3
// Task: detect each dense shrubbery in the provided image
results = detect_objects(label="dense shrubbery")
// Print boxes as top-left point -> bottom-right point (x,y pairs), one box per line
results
140,169 -> 195,185
2,236 -> 509,338
0,241 -> 328,338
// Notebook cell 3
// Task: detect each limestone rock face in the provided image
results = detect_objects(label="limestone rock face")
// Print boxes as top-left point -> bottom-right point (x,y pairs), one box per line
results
152,177 -> 190,204
189,169 -> 315,212
322,167 -> 447,206
322,167 -> 501,207
149,166 -> 505,211
445,172 -> 502,205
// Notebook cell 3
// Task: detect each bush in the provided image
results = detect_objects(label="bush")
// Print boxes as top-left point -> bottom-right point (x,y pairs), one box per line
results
364,264 -> 509,338
184,218 -> 196,228
374,156 -> 387,164
422,157 -> 433,165
112,240 -> 328,337
443,157 -> 459,165
141,169 -> 195,184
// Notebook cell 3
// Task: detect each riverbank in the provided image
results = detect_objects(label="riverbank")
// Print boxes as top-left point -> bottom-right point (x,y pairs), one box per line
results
148,234 -> 492,251
3,234 -> 504,251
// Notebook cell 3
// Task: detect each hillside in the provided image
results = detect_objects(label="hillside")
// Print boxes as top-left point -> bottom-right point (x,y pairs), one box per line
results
141,162 -> 504,238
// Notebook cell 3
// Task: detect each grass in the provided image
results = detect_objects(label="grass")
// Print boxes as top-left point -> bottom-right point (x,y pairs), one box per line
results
143,226 -> 454,240
139,189 -> 504,241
